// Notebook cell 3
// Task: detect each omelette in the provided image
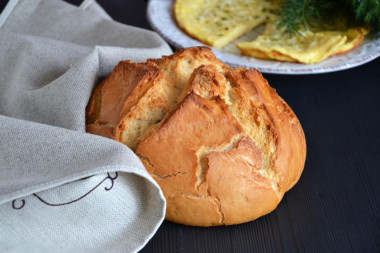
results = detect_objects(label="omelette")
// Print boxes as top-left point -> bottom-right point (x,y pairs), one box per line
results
174,0 -> 276,48
237,23 -> 368,64
174,0 -> 368,64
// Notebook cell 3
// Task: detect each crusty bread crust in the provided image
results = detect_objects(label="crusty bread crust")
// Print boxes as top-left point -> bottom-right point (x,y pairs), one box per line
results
86,47 -> 306,226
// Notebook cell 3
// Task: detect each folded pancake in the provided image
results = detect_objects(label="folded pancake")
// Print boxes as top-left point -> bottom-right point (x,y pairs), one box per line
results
174,0 -> 276,48
237,23 -> 368,64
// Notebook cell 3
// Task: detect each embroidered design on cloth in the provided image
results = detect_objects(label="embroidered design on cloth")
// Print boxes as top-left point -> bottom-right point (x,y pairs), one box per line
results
12,172 -> 118,209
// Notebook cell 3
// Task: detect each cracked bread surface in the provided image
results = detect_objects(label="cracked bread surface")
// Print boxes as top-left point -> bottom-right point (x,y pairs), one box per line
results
86,47 -> 306,226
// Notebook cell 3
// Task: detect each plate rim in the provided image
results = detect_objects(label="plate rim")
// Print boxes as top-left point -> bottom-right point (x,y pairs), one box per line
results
147,0 -> 380,75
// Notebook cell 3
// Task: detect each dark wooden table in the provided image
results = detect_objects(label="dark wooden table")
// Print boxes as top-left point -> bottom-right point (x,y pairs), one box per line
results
2,0 -> 379,252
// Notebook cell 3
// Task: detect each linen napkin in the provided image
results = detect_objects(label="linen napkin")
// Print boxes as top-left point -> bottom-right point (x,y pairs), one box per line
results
0,0 -> 172,252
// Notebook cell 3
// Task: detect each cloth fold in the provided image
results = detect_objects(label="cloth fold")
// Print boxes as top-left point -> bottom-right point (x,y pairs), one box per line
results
0,0 -> 172,252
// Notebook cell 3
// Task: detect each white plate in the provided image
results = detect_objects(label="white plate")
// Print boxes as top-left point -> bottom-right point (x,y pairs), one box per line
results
147,0 -> 380,74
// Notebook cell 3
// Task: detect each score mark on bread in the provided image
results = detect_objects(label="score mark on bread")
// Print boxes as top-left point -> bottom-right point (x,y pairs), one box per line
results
86,47 -> 306,226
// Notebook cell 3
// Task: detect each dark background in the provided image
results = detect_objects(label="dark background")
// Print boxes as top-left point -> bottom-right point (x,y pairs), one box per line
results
1,0 -> 379,252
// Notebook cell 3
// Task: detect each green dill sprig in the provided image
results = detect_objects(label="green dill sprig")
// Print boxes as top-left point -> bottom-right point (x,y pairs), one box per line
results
275,0 -> 380,36
351,0 -> 380,35
276,0 -> 334,34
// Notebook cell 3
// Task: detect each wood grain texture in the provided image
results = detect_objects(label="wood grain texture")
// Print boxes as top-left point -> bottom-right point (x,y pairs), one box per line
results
1,0 -> 378,252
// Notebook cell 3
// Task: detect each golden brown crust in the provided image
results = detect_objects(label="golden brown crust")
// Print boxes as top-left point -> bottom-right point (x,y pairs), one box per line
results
86,61 -> 161,136
239,69 -> 291,193
146,47 -> 231,87
206,137 -> 280,225
86,47 -> 306,227
137,92 -> 244,177
242,69 -> 306,191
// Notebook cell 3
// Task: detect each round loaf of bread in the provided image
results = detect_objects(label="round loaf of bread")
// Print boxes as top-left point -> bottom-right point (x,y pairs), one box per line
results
86,47 -> 306,226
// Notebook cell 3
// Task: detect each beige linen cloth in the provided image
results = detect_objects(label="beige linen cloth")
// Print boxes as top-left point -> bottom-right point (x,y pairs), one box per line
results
0,0 -> 172,252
